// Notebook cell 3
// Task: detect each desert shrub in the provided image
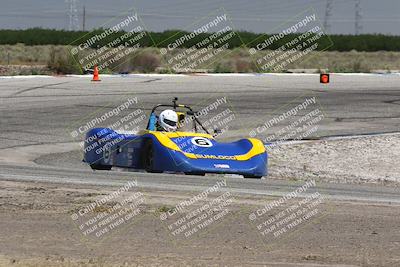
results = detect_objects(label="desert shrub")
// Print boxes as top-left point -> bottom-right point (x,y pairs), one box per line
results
235,58 -> 254,72
157,67 -> 176,74
130,51 -> 161,73
351,60 -> 370,73
213,61 -> 234,73
231,47 -> 251,57
47,46 -> 81,74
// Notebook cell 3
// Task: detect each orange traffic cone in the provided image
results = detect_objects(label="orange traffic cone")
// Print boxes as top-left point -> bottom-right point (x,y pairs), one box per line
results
91,66 -> 101,81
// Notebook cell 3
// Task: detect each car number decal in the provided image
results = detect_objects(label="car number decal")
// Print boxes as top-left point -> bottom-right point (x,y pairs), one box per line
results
191,137 -> 213,147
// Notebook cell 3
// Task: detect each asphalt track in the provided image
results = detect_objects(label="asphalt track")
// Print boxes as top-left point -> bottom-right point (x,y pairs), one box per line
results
1,74 -> 400,203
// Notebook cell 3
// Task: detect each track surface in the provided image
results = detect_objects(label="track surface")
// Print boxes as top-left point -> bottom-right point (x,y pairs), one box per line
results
1,74 -> 400,200
1,164 -> 400,204
1,74 -> 400,266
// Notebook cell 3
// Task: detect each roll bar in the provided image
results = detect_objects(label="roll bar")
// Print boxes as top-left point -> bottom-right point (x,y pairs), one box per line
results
146,97 -> 210,134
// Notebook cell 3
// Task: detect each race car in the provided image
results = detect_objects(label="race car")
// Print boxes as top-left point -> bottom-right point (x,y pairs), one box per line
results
83,98 -> 267,178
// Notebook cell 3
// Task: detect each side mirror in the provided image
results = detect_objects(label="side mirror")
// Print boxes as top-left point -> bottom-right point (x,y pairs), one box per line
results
213,128 -> 222,137
214,129 -> 222,134
177,113 -> 186,122
177,112 -> 186,129
172,97 -> 178,108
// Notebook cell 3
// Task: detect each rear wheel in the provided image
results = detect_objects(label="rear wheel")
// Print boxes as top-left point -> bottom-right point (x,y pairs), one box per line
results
90,164 -> 112,171
185,172 -> 206,176
142,139 -> 162,173
243,175 -> 262,179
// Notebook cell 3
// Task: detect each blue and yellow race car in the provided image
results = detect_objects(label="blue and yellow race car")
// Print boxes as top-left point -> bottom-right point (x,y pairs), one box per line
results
83,98 -> 267,178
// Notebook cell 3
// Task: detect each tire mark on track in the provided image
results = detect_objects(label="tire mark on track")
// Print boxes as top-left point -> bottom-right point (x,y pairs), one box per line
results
10,82 -> 70,97
2,90 -> 233,99
333,115 -> 400,121
0,141 -> 69,150
140,78 -> 162,83
383,98 -> 400,106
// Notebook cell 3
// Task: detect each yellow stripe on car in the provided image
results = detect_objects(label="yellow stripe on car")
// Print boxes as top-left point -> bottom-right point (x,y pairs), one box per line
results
147,131 -> 265,161
234,138 -> 266,161
149,131 -> 197,159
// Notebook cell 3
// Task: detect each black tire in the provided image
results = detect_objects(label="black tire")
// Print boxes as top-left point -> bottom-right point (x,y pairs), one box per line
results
184,172 -> 206,176
142,139 -> 162,173
243,175 -> 262,179
90,164 -> 112,171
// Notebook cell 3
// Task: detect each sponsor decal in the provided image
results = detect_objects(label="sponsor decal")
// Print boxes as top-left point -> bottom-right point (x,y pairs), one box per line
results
195,154 -> 236,160
214,164 -> 230,169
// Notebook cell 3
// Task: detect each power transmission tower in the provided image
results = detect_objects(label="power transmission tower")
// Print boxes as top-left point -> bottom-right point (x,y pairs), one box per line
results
323,0 -> 333,33
355,0 -> 362,35
66,0 -> 79,31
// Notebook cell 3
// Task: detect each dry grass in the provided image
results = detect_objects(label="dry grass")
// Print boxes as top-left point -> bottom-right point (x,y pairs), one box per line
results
1,44 -> 399,75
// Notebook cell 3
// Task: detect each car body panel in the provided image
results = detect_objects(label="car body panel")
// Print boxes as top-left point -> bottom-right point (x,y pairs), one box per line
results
84,128 -> 268,177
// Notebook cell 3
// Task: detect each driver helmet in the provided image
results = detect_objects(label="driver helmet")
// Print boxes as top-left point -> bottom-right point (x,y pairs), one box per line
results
159,109 -> 178,132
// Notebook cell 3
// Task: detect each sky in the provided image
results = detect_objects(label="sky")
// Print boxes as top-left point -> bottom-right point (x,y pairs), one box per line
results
0,0 -> 399,35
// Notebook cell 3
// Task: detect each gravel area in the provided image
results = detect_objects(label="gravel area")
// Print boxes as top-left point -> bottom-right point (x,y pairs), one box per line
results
270,134 -> 400,185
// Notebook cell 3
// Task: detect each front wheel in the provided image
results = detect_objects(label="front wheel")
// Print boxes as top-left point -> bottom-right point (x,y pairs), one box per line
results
184,172 -> 205,176
90,164 -> 112,171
